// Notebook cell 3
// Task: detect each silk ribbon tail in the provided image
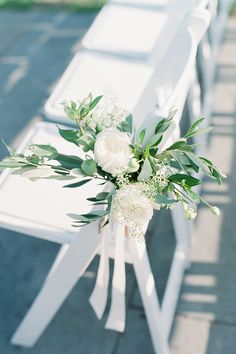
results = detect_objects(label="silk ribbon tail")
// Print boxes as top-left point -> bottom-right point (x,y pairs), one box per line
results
89,223 -> 110,319
105,223 -> 126,332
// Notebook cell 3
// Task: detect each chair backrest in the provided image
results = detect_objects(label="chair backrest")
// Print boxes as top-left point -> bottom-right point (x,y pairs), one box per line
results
109,0 -> 208,10
44,52 -> 156,124
81,3 -> 171,60
81,1 -> 202,61
109,0 -> 172,10
137,9 -> 210,144
44,10 -> 209,129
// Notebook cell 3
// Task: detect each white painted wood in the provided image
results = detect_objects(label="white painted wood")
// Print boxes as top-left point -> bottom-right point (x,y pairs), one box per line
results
128,236 -> 169,354
82,3 -> 170,59
81,1 -> 204,63
11,222 -> 102,347
0,10 -> 211,352
161,247 -> 188,340
44,52 -> 156,127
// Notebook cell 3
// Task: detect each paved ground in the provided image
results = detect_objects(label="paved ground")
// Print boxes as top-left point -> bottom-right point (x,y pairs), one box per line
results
0,8 -> 235,354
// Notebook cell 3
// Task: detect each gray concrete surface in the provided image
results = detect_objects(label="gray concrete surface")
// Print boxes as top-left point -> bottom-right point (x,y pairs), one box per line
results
0,8 -> 235,354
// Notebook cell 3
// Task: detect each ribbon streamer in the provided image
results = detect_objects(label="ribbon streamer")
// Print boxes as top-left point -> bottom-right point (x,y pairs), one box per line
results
89,223 -> 110,319
105,223 -> 126,332
90,222 -> 126,332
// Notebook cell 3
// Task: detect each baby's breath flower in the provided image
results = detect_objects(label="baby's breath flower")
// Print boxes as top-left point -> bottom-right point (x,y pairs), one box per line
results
116,174 -> 130,189
155,162 -> 172,188
183,202 -> 197,220
111,183 -> 153,240
87,88 -> 129,130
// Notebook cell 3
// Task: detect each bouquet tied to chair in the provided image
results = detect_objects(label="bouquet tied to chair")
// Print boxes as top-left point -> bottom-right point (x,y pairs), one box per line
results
0,92 -> 224,238
0,92 -> 225,331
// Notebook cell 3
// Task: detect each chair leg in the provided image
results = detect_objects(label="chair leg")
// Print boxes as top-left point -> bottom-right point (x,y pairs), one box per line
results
128,237 -> 169,354
160,247 -> 188,340
11,224 -> 101,347
157,205 -> 191,339
170,204 -> 191,267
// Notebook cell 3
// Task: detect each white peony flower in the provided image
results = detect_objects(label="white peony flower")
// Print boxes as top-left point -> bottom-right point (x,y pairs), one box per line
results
94,128 -> 138,177
111,184 -> 153,239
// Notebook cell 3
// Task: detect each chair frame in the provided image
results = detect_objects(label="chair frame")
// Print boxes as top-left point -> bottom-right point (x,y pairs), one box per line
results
0,9 -> 210,354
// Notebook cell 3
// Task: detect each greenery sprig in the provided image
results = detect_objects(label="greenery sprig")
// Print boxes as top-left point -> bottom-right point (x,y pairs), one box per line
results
0,93 -> 225,238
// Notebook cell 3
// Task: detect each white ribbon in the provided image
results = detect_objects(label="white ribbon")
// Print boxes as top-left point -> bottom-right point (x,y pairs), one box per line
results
105,223 -> 126,332
89,222 -> 126,332
89,222 -> 110,319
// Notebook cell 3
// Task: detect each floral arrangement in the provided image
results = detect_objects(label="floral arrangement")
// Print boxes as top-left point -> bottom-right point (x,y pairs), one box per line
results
0,93 -> 225,240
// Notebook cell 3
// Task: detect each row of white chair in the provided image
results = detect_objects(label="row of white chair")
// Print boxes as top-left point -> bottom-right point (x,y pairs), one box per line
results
189,0 -> 232,150
0,1 -> 227,353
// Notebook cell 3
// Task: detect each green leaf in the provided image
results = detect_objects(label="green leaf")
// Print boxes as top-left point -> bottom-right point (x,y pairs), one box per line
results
155,193 -> 176,205
15,166 -> 56,179
64,179 -> 92,188
199,157 -> 224,183
184,153 -> 199,173
170,151 -> 188,173
119,114 -> 133,133
55,154 -> 83,170
199,157 -> 213,166
130,143 -> 143,159
166,140 -> 193,152
184,188 -> 200,203
169,173 -> 201,186
211,168 -> 223,185
138,158 -> 152,181
68,209 -> 109,225
184,117 -> 205,138
185,152 -> 210,176
0,160 -> 26,168
87,192 -> 109,203
58,127 -> 80,146
154,116 -> 173,134
81,159 -> 97,176
139,129 -> 146,144
77,135 -> 95,152
29,144 -> 58,158
2,139 -> 17,156
95,192 -> 110,200
185,127 -> 212,139
70,168 -> 85,177
28,154 -> 41,165
88,95 -> 103,111
147,133 -> 163,147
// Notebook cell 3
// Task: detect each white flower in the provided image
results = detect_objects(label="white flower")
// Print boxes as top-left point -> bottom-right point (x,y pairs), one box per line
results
87,88 -> 129,130
94,128 -> 138,177
111,184 -> 153,239
211,206 -> 220,216
183,203 -> 197,220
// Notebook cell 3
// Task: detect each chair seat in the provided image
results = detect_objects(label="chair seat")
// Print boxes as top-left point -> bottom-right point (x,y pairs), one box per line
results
44,51 -> 155,125
82,4 -> 169,59
0,122 -> 133,261
0,123 -> 104,241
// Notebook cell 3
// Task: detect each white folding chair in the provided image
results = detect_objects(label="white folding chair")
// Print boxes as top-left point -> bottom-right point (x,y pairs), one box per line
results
81,1 -> 205,64
81,2 -> 174,61
0,10 -> 209,354
76,0 -> 212,154
188,0 -> 232,142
